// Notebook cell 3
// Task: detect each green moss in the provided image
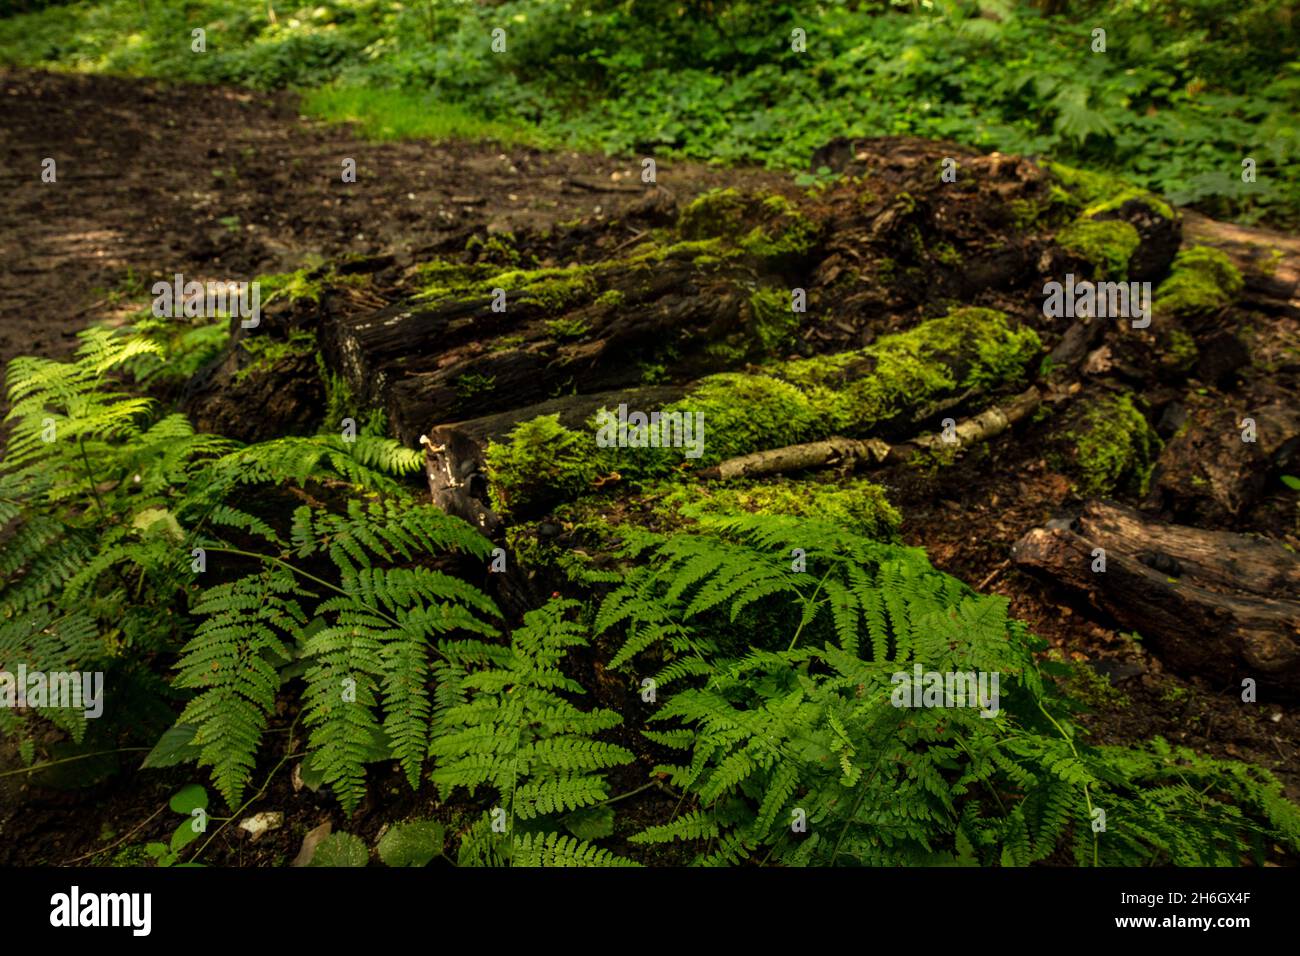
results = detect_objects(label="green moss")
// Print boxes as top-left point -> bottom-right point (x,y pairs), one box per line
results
1009,183 -> 1076,230
485,413 -> 601,518
1056,219 -> 1141,279
415,259 -> 602,312
1162,326 -> 1199,372
465,232 -> 521,265
544,316 -> 591,340
661,477 -> 902,541
664,372 -> 825,462
483,308 -> 1041,513
933,242 -> 962,266
1064,393 -> 1162,497
1154,245 -> 1244,315
258,268 -> 326,305
233,329 -> 316,384
748,287 -> 799,353
494,267 -> 598,311
678,188 -> 817,263
596,289 -> 625,307
454,371 -> 497,400
778,307 -> 1041,430
1046,162 -> 1175,221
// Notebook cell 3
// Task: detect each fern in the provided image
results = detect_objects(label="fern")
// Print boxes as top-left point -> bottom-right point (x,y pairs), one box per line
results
1,327 -> 499,811
598,516 -> 1300,866
430,599 -> 636,866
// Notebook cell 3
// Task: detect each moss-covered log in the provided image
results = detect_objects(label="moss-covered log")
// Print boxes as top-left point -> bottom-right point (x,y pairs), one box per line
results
425,307 -> 1041,525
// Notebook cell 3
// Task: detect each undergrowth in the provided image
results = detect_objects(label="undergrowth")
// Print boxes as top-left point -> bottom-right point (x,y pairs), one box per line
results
1,327 -> 1297,866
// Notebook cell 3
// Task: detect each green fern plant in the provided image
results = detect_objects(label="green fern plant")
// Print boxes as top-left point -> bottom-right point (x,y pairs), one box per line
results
1,327 -> 497,813
430,599 -> 638,866
597,514 -> 1300,866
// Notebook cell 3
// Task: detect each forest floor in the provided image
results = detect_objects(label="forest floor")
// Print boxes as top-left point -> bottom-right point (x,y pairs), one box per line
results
1,68 -> 1296,867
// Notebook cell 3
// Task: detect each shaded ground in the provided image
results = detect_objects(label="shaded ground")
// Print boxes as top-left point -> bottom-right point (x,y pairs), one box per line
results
0,69 -> 1295,867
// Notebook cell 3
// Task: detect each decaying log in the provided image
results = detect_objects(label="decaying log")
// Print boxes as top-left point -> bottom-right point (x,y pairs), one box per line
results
1183,211 -> 1300,319
322,258 -> 754,445
1148,401 -> 1300,522
1013,500 -> 1300,693
422,386 -> 689,533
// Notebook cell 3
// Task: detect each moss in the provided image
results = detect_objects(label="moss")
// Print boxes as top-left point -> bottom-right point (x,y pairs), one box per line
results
1009,183 -> 1076,230
661,477 -> 902,540
933,242 -> 962,266
484,308 -> 1041,512
1064,393 -> 1162,497
664,372 -> 825,463
454,371 -> 497,400
415,259 -> 603,313
1162,326 -> 1199,372
543,316 -> 590,340
258,268 -> 326,305
1154,245 -> 1244,315
1056,219 -> 1141,279
233,329 -> 316,384
748,287 -> 799,353
465,232 -> 521,265
1047,162 -> 1175,221
778,307 -> 1041,430
485,414 -> 601,518
489,334 -> 526,352
678,188 -> 817,263
494,267 -> 598,311
596,289 -> 625,307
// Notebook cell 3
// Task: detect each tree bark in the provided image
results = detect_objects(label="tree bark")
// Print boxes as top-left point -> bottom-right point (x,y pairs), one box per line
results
1013,500 -> 1300,693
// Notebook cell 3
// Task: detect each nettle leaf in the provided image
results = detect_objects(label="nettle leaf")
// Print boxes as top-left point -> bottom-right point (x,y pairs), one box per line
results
309,832 -> 369,867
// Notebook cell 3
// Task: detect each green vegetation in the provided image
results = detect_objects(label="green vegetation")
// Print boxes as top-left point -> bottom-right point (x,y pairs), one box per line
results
2,326 -> 1297,867
594,513 -> 1300,864
1063,393 -> 1162,498
484,307 -> 1041,514
1056,219 -> 1142,279
1154,244 -> 1246,315
2,1 -> 1295,224
660,477 -> 903,541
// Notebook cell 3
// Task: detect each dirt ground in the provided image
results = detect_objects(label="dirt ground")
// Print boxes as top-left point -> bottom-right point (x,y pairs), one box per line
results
0,68 -> 1295,867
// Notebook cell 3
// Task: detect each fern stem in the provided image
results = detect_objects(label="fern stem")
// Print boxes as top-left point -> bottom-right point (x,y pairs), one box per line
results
0,747 -> 151,780
76,437 -> 108,521
594,780 -> 660,807
787,567 -> 834,652
1034,696 -> 1099,866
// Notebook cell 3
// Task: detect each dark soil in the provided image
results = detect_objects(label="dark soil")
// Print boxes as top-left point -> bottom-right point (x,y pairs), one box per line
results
0,68 -> 1295,868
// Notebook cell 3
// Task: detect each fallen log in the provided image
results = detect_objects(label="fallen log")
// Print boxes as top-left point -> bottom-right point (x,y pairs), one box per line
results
422,386 -> 690,533
1147,400 -> 1300,522
322,255 -> 757,445
1182,210 -> 1300,319
420,308 -> 1042,525
1013,500 -> 1300,693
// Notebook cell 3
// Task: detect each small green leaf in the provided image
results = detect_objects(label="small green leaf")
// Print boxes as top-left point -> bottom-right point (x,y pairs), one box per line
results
562,805 -> 615,842
169,784 -> 208,815
170,816 -> 204,854
142,724 -> 202,769
1281,474 -> 1300,491
377,820 -> 445,867
132,507 -> 184,541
